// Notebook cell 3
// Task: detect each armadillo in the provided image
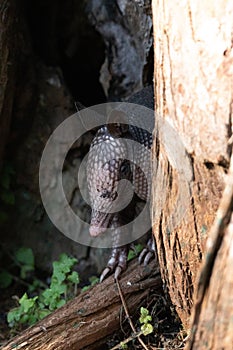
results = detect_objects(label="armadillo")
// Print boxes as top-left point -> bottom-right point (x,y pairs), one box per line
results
87,86 -> 155,281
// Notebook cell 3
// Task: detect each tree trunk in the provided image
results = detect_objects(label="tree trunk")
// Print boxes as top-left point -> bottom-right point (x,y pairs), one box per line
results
0,0 -> 17,170
1,260 -> 161,350
151,0 -> 233,337
187,148 -> 233,349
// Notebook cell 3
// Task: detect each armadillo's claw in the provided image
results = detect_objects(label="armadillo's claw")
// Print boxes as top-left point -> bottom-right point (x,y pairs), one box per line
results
99,267 -> 112,283
114,266 -> 123,280
138,236 -> 157,266
99,247 -> 128,282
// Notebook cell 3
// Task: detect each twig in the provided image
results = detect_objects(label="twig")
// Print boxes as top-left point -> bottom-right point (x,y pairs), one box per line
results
110,330 -> 144,350
115,277 -> 150,350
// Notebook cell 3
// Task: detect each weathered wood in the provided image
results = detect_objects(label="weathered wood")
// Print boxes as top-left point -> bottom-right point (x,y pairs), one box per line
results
186,148 -> 233,349
2,259 -> 161,350
152,0 -> 232,329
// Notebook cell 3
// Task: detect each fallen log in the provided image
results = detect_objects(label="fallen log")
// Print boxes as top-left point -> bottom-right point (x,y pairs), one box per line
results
2,259 -> 161,350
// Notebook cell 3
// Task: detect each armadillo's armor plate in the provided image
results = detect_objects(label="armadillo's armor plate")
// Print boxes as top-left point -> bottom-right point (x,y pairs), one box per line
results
87,86 -> 155,281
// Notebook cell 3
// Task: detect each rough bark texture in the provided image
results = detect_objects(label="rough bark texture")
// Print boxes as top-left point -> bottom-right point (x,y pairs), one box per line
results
1,260 -> 161,350
186,148 -> 233,349
152,0 -> 233,330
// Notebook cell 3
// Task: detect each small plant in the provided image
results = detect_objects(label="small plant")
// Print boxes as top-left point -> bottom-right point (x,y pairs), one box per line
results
0,247 -> 35,289
7,253 -> 79,329
81,276 -> 99,292
109,306 -> 154,349
139,307 -> 153,336
7,293 -> 50,327
127,244 -> 143,261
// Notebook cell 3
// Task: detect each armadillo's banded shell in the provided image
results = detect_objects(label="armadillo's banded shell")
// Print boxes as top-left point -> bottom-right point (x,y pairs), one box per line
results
87,86 -> 154,232
87,127 -> 132,218
129,126 -> 152,201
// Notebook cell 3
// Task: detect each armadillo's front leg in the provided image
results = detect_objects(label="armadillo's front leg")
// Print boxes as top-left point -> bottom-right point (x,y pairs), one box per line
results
138,235 -> 157,265
100,215 -> 128,282
100,246 -> 128,282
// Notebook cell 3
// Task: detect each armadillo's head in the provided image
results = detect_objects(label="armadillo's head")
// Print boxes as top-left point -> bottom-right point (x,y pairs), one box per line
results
87,127 -> 131,237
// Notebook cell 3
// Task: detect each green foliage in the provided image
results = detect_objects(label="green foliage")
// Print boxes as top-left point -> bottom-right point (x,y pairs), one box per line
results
81,275 -> 99,292
112,306 -> 154,348
139,306 -> 152,324
7,293 -> 50,327
127,244 -> 143,261
139,307 -> 153,336
0,270 -> 12,288
0,247 -> 35,289
15,247 -> 35,279
141,323 -> 153,336
7,253 -> 79,329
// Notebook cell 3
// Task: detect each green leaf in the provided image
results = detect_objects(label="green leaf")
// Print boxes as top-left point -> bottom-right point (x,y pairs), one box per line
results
15,248 -> 35,268
141,323 -> 153,336
19,293 -> 37,313
0,270 -> 13,288
51,269 -> 66,284
28,315 -> 38,325
41,288 -> 54,304
139,307 -> 152,324
20,264 -> 34,279
7,252 -> 79,329
7,309 -> 20,325
52,283 -> 66,295
67,271 -> 80,284
81,286 -> 88,292
59,253 -> 77,266
28,279 -> 46,293
52,254 -> 77,285
38,309 -> 51,320
55,254 -> 77,272
127,244 -> 143,261
41,284 -> 66,310
20,314 -> 30,324
81,275 -> 99,292
56,299 -> 66,308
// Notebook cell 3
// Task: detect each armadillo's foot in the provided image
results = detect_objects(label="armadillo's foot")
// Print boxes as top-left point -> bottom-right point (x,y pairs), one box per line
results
100,247 -> 128,282
138,236 -> 157,266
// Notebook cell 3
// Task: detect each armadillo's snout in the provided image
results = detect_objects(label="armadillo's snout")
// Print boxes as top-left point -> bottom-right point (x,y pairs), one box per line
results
89,209 -> 111,237
89,225 -> 107,237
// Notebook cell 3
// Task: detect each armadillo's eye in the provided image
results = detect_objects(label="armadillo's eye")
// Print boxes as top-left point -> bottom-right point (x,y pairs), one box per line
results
100,190 -> 111,198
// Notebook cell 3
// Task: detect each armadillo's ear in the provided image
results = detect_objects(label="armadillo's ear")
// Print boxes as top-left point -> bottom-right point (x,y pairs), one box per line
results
107,110 -> 129,137
74,101 -> 86,111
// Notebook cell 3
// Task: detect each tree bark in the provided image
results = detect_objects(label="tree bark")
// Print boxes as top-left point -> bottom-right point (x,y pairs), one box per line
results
1,260 -> 161,350
186,146 -> 233,349
152,0 -> 233,332
0,0 -> 17,170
